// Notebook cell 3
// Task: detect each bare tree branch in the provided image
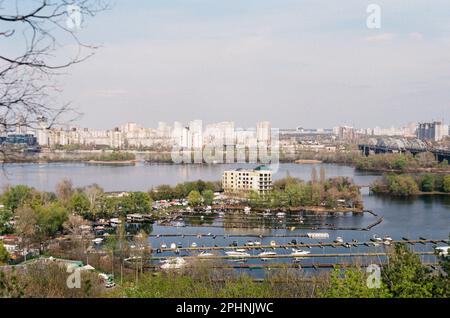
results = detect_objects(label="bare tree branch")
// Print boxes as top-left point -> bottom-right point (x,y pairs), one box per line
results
0,0 -> 109,161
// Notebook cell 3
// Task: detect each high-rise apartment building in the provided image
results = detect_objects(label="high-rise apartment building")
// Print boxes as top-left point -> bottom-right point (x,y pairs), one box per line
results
417,121 -> 447,142
256,121 -> 271,144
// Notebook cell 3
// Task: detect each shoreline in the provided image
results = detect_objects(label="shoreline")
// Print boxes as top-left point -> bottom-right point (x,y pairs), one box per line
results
294,159 -> 323,164
84,159 -> 137,165
357,167 -> 450,174
371,190 -> 450,197
209,204 -> 364,213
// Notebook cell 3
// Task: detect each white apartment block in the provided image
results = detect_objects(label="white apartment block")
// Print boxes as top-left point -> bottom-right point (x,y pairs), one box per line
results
256,121 -> 271,144
222,166 -> 273,194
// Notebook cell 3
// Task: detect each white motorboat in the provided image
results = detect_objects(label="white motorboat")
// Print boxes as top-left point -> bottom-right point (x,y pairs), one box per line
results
170,243 -> 177,249
258,251 -> 277,260
191,242 -> 198,248
235,248 -> 247,252
198,251 -> 214,258
372,235 -> 382,242
334,237 -> 344,243
254,241 -> 262,247
160,243 -> 167,249
383,236 -> 393,245
244,206 -> 251,214
290,248 -> 310,256
270,240 -> 277,247
276,212 -> 286,218
225,251 -> 251,258
245,241 -> 254,246
435,246 -> 450,256
92,238 -> 104,244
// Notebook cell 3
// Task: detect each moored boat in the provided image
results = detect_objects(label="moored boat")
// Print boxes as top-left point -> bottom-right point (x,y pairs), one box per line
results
225,250 -> 251,258
258,250 -> 277,260
198,251 -> 214,258
92,238 -> 104,245
290,248 -> 310,256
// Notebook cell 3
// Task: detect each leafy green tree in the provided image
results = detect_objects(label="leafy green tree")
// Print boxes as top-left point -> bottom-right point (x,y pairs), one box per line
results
439,159 -> 449,168
1,185 -> 33,212
285,183 -> 302,206
202,190 -> 214,206
150,184 -> 175,201
387,175 -> 419,196
128,192 -> 152,214
0,241 -> 10,265
0,208 -> 13,234
320,267 -> 391,298
36,203 -> 69,239
382,244 -> 435,298
443,175 -> 450,193
71,192 -> 91,216
187,190 -> 203,207
392,157 -> 408,170
420,174 -> 435,192
173,183 -> 188,198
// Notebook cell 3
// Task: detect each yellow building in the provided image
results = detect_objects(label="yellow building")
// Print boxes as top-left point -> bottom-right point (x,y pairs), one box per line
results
222,166 -> 273,194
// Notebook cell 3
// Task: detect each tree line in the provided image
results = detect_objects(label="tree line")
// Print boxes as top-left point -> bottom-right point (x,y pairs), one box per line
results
371,173 -> 450,196
356,152 -> 449,172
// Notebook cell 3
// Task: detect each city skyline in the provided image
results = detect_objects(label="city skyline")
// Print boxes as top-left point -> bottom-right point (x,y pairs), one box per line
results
5,117 -> 447,150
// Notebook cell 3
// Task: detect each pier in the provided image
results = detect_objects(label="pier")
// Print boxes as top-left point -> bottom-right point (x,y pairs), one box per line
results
156,209 -> 383,231
152,238 -> 448,253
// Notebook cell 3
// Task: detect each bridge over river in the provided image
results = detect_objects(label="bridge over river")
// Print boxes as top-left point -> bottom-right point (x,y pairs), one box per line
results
358,144 -> 450,162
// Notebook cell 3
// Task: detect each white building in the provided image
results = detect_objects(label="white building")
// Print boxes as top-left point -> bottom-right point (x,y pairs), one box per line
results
256,121 -> 271,144
222,166 -> 273,194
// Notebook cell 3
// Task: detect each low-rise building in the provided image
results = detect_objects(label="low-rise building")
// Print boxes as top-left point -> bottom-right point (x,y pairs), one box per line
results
222,165 -> 273,194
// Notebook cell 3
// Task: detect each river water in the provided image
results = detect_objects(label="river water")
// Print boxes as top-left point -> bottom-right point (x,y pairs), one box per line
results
1,162 -> 449,273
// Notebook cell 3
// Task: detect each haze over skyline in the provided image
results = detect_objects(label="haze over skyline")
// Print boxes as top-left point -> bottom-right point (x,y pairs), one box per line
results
57,0 -> 450,129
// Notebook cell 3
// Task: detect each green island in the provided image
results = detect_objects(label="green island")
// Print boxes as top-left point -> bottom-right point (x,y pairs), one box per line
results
355,152 -> 449,173
371,173 -> 450,196
86,151 -> 136,164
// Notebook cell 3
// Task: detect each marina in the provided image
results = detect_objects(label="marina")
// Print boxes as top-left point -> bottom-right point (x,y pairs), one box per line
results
3,162 -> 450,277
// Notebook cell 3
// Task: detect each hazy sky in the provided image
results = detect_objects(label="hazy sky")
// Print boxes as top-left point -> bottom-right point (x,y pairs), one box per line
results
58,0 -> 450,129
